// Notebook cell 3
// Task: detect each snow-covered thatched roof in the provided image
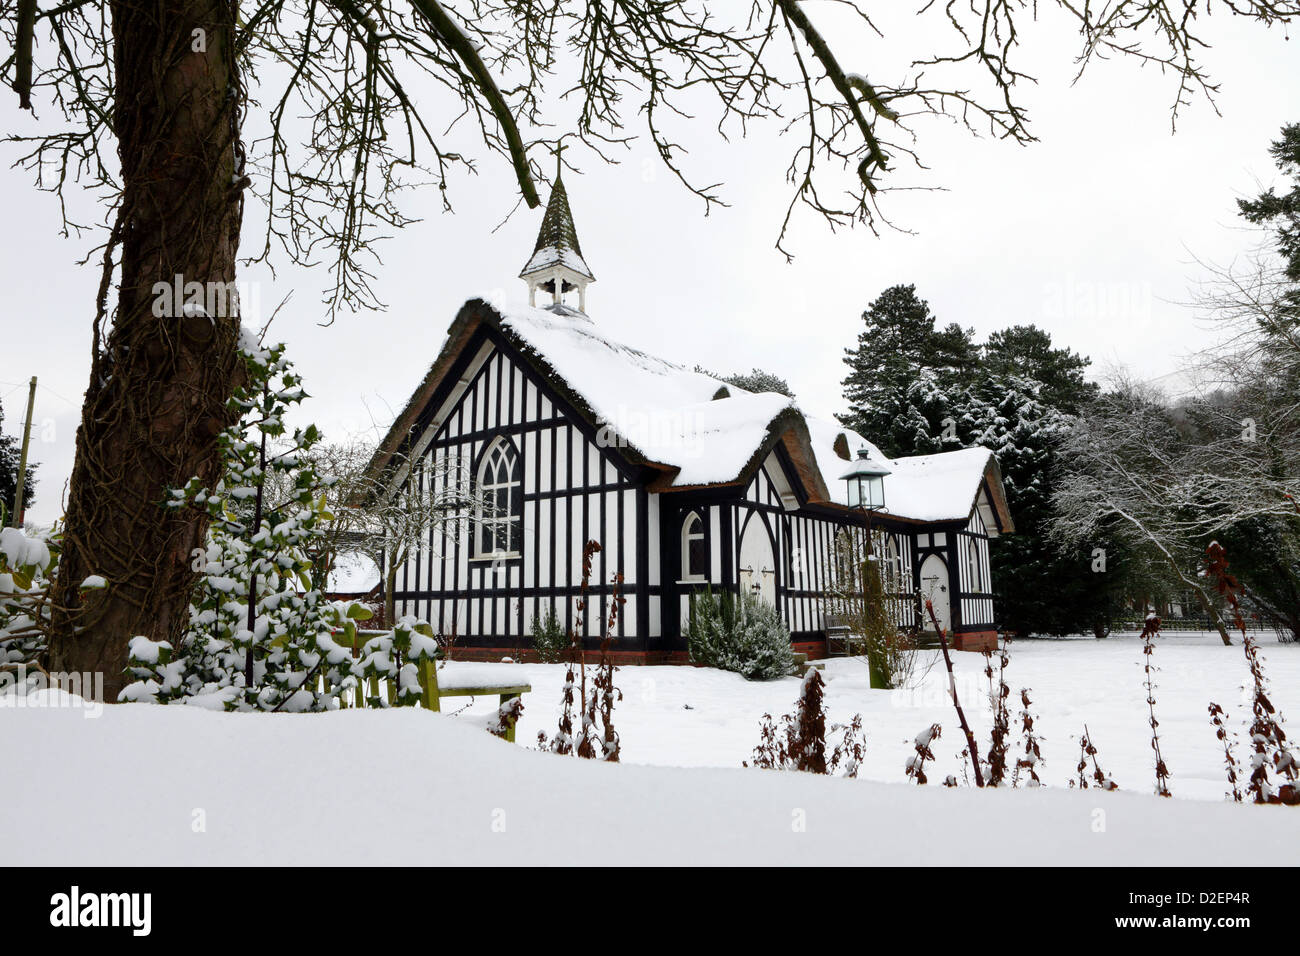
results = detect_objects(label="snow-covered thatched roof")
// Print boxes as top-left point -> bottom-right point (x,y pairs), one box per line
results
368,298 -> 1012,532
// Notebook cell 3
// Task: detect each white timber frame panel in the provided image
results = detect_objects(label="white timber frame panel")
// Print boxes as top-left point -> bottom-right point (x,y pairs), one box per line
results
956,508 -> 995,627
391,335 -> 647,648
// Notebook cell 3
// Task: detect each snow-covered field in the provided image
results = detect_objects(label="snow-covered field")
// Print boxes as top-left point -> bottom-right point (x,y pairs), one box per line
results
449,630 -> 1298,801
4,631 -> 1297,865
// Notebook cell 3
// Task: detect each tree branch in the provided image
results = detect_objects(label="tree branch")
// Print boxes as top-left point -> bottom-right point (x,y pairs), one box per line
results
407,0 -> 539,208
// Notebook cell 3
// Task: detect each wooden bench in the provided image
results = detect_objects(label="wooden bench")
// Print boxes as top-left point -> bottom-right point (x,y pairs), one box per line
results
823,614 -> 866,657
332,630 -> 531,743
417,661 -> 531,743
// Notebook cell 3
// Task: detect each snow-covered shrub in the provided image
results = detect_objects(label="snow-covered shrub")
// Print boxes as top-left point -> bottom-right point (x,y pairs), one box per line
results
0,524 -> 59,665
687,587 -> 794,681
354,617 -> 440,708
528,608 -> 566,663
905,723 -> 941,785
747,670 -> 865,776
135,334 -> 360,711
122,600 -> 369,710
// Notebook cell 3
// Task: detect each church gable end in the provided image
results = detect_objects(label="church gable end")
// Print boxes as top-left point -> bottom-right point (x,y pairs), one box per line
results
389,331 -> 649,653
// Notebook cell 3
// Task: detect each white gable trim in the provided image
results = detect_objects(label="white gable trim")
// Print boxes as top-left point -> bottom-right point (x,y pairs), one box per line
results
382,338 -> 496,500
974,486 -> 1001,538
762,452 -> 800,511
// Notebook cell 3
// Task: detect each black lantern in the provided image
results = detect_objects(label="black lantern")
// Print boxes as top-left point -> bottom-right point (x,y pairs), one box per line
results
839,447 -> 890,512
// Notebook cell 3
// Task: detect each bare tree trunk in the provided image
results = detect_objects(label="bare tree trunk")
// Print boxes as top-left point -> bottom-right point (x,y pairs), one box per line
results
47,0 -> 244,702
385,555 -> 400,629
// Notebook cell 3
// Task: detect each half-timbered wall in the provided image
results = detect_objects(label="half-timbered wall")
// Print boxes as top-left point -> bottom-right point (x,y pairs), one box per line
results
728,455 -> 917,641
955,509 -> 995,628
391,335 -> 649,649
385,332 -> 993,653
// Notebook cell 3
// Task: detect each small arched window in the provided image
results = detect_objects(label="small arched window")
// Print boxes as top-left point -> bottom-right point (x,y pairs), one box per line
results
883,535 -> 903,594
682,511 -> 707,581
966,538 -> 982,593
476,437 -> 522,557
834,528 -> 858,591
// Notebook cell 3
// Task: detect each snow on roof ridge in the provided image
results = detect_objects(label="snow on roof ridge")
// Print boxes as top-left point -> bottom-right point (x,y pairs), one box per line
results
481,297 -> 994,520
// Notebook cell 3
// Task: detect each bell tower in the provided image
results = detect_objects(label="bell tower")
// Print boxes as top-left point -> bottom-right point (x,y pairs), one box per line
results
520,150 -> 595,314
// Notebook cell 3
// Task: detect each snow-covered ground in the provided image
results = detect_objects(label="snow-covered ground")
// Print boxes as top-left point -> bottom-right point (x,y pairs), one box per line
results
3,631 -> 1296,865
444,630 -> 1297,802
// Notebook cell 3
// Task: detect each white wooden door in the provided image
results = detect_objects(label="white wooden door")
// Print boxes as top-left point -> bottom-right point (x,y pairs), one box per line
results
738,518 -> 776,606
918,553 -> 951,632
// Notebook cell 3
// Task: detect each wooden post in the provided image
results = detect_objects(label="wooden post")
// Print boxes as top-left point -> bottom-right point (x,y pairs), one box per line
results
499,692 -> 519,742
419,659 -> 441,712
10,376 -> 35,527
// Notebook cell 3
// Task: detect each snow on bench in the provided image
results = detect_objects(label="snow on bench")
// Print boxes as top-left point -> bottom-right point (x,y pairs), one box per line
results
435,663 -> 531,695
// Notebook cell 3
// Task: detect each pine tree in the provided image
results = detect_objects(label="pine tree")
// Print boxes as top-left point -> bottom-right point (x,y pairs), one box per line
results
839,286 -> 1133,636
695,366 -> 795,398
839,284 -> 976,457
1238,123 -> 1300,285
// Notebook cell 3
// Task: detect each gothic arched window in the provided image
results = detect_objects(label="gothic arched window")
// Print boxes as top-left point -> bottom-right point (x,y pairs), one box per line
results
966,538 -> 983,593
883,534 -> 904,594
475,437 -> 523,557
833,528 -> 858,591
682,511 -> 708,581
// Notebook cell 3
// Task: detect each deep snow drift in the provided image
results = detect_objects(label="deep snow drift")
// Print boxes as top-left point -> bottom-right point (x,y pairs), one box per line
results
3,630 -> 1297,865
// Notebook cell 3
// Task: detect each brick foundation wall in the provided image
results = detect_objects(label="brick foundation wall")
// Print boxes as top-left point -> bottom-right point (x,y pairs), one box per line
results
444,634 -> 992,663
951,630 -> 998,652
443,647 -> 693,665
792,640 -> 830,661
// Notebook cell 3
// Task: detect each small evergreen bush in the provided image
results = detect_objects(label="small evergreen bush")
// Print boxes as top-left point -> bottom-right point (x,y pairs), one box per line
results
687,587 -> 794,681
529,607 -> 567,663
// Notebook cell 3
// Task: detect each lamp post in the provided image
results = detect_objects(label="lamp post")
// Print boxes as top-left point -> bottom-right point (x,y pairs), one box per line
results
839,446 -> 890,514
838,448 -> 892,683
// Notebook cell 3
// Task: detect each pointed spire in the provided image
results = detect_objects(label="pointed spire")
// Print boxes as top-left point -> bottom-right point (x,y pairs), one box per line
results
520,147 -> 595,313
521,171 -> 594,281
527,175 -> 592,277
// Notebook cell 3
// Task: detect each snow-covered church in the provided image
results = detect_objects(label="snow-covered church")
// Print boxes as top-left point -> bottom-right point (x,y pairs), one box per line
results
366,176 -> 1014,660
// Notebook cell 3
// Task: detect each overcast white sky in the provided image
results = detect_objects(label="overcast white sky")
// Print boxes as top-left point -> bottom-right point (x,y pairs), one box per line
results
2,8 -> 1298,525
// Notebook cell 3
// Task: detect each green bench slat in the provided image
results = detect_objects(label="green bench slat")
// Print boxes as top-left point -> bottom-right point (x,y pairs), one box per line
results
437,684 -> 532,698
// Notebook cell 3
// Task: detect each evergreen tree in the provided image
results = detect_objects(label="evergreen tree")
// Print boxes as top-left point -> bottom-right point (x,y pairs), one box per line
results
839,286 -> 1129,636
973,328 -> 1119,636
839,284 -> 976,458
125,336 -> 362,709
0,399 -> 37,522
1238,123 -> 1300,285
982,325 -> 1098,414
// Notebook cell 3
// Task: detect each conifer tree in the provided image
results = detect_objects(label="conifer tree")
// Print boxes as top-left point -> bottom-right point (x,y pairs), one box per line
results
838,286 -> 1133,636
839,284 -> 976,458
